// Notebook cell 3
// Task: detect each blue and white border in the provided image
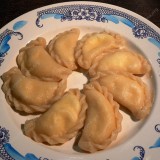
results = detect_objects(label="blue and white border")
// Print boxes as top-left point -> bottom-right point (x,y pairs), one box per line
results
1,125 -> 160,160
1,4 -> 159,66
0,126 -> 49,160
0,29 -> 23,65
36,4 -> 160,47
0,2 -> 160,160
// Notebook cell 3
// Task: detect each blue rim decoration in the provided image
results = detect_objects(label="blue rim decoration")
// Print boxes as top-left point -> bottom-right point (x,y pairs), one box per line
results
0,29 -> 23,66
155,124 -> 160,133
13,20 -> 28,31
148,124 -> 160,149
0,3 -> 160,160
0,126 -> 50,160
0,126 -> 149,160
36,4 -> 160,45
0,125 -> 158,160
131,146 -> 145,160
0,126 -> 13,160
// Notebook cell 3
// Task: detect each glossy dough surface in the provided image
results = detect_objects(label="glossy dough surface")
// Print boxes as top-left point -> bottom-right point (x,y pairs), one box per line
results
17,37 -> 72,82
92,72 -> 152,120
75,32 -> 125,69
24,89 -> 88,145
47,28 -> 80,70
1,67 -> 67,113
0,28 -> 153,153
89,50 -> 151,76
78,82 -> 122,152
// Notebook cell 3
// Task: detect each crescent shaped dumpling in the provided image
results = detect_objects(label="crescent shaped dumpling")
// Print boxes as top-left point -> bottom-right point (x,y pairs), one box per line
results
89,50 -> 151,76
17,38 -> 72,82
78,82 -> 122,153
23,37 -> 47,48
47,28 -> 80,70
24,89 -> 88,145
92,72 -> 152,120
1,67 -> 67,113
75,32 -> 125,69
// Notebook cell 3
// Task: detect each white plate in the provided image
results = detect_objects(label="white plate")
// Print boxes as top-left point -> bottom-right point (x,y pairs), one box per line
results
0,1 -> 160,160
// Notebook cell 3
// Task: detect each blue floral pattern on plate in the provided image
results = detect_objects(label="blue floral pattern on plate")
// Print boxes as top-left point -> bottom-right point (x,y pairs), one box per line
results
1,126 -> 146,160
1,125 -> 159,159
155,124 -> 160,132
0,29 -> 23,66
131,146 -> 145,160
36,4 -> 160,49
13,21 -> 27,31
149,137 -> 160,149
149,124 -> 160,149
0,126 -> 49,160
0,2 -> 160,160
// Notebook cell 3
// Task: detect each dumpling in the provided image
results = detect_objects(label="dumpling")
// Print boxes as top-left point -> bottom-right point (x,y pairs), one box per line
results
78,82 -> 122,153
21,37 -> 47,48
1,67 -> 67,113
89,50 -> 151,76
75,32 -> 125,69
17,38 -> 72,82
91,72 -> 152,120
23,89 -> 88,145
47,28 -> 80,70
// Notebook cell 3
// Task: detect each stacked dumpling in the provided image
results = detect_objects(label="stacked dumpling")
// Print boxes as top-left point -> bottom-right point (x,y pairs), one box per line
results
75,30 -> 152,120
1,28 -> 89,147
74,30 -> 152,152
1,28 -> 152,153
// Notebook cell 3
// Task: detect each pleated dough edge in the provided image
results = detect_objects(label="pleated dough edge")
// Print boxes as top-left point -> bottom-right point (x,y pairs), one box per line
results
23,89 -> 88,145
78,81 -> 122,153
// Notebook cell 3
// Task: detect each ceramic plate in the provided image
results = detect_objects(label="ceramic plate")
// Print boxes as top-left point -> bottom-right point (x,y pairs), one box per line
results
0,1 -> 160,160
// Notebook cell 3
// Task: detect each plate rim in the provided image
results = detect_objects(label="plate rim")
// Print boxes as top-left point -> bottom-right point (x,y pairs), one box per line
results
0,1 -> 160,160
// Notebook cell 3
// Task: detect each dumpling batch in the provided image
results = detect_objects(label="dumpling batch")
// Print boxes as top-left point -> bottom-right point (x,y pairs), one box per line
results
1,67 -> 67,113
24,89 -> 87,145
1,28 -> 153,153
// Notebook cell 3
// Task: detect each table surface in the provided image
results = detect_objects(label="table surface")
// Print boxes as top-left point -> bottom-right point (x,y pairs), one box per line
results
0,0 -> 160,29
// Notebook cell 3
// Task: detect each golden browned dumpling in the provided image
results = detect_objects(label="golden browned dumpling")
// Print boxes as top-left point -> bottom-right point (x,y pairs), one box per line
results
47,28 -> 80,70
22,37 -> 47,48
1,67 -> 67,113
92,72 -> 152,120
78,82 -> 122,153
89,50 -> 151,76
75,32 -> 125,69
17,38 -> 72,82
24,89 -> 88,145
